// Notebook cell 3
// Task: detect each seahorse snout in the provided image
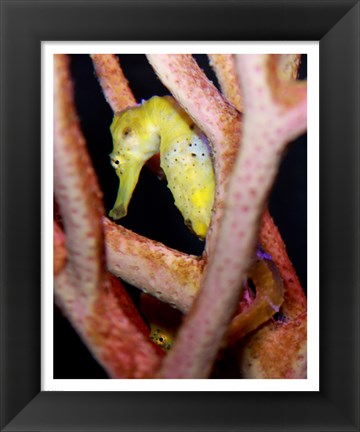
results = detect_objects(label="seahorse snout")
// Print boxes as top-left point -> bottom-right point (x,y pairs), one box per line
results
109,158 -> 145,221
109,204 -> 126,220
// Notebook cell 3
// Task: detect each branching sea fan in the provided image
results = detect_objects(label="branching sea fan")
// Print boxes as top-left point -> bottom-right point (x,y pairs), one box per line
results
53,53 -> 307,379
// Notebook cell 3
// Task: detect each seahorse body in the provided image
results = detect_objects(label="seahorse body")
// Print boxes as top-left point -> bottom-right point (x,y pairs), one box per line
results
109,95 -> 215,239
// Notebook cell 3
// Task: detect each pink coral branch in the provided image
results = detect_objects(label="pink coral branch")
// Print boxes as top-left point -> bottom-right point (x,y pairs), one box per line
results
209,52 -> 307,378
54,54 -> 162,378
91,54 -> 136,112
147,54 -> 241,257
238,311 -> 307,379
103,217 -> 203,313
54,57 -> 105,303
208,54 -> 245,113
244,209 -> 307,378
156,54 -> 307,378
208,54 -> 301,113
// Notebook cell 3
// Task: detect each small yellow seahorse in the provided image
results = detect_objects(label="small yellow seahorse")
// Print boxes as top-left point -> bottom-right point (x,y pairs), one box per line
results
109,95 -> 215,239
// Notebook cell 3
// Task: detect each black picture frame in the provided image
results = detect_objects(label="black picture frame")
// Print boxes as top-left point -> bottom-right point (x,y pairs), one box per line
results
1,1 -> 359,431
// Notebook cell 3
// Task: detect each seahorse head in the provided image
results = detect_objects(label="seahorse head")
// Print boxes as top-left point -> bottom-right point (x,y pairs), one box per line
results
109,105 -> 160,220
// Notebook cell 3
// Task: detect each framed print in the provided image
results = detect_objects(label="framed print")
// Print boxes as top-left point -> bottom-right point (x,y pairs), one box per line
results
1,1 -> 359,431
45,45 -> 312,391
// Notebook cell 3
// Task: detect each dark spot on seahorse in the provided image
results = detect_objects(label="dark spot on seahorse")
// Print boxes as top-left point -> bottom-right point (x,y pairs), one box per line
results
123,127 -> 132,136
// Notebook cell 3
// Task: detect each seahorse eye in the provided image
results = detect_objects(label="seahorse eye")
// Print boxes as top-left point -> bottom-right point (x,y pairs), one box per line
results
110,156 -> 121,169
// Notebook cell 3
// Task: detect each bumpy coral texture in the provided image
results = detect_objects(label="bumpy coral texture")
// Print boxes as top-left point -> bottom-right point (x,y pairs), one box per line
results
54,53 -> 307,379
54,54 -> 162,378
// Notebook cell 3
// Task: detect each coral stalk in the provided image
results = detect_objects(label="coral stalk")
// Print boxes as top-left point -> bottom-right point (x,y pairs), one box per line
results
54,54 -> 162,378
91,54 -> 136,112
103,217 -> 203,313
209,53 -> 307,377
243,209 -> 307,378
208,54 -> 245,113
155,54 -> 307,378
147,54 -> 241,257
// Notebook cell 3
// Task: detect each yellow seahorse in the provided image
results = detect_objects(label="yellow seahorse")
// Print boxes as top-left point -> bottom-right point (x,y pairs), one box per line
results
109,95 -> 215,239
